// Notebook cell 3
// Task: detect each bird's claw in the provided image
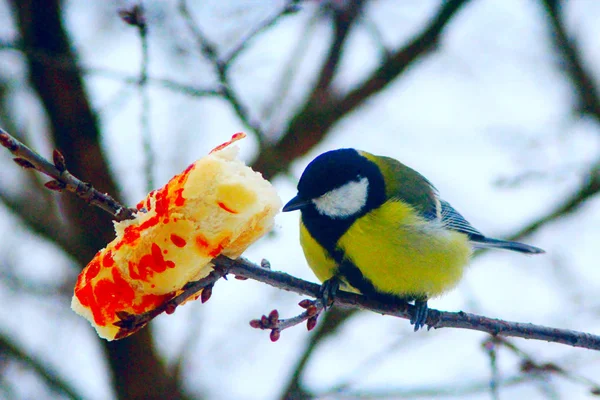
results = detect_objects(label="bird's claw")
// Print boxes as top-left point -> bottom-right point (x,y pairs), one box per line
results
410,299 -> 429,332
319,277 -> 340,310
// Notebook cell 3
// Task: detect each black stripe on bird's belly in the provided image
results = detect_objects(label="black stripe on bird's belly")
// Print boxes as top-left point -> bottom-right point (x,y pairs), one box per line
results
301,208 -> 422,304
334,251 -> 420,304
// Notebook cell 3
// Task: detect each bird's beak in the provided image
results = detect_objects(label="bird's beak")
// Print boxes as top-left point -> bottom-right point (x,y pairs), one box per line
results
282,195 -> 311,212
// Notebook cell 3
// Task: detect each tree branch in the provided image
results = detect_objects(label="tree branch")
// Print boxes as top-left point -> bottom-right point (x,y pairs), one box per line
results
113,253 -> 600,351
338,0 -> 470,114
3,125 -> 599,352
0,129 -> 137,221
223,258 -> 600,351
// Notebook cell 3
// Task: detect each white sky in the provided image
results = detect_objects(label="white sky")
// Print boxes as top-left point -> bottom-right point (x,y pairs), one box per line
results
1,0 -> 600,399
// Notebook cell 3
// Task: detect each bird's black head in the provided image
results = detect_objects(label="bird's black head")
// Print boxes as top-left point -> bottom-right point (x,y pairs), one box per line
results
283,148 -> 386,220
283,148 -> 386,254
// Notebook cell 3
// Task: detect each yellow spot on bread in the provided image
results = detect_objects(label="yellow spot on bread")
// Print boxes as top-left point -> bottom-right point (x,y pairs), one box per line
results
217,183 -> 257,214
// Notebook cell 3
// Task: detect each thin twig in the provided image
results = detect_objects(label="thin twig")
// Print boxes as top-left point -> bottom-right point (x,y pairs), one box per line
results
0,128 -> 136,221
249,298 -> 323,342
359,13 -> 391,59
221,1 -> 300,67
483,338 -> 501,400
113,267 -> 227,339
492,336 -> 600,393
177,0 -> 258,138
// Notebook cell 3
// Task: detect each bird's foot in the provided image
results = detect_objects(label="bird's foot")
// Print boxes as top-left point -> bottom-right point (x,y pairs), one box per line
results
319,277 -> 340,310
410,299 -> 429,332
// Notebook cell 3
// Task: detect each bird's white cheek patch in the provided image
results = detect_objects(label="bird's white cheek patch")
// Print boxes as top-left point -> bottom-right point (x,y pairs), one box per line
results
313,177 -> 369,219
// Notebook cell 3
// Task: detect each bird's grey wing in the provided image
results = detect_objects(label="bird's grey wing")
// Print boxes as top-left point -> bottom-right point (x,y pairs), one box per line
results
438,199 -> 486,241
439,200 -> 545,253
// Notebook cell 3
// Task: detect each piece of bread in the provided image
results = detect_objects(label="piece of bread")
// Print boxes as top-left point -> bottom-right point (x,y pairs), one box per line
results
71,133 -> 282,340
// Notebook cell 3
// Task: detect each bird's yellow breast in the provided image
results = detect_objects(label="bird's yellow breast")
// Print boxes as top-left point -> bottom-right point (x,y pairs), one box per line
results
339,201 -> 472,298
301,200 -> 472,299
300,221 -> 338,284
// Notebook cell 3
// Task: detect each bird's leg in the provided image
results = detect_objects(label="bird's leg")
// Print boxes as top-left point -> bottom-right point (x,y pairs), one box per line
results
319,276 -> 340,310
410,298 -> 429,332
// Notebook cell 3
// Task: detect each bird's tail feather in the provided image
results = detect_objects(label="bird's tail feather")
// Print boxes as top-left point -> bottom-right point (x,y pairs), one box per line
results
472,237 -> 545,254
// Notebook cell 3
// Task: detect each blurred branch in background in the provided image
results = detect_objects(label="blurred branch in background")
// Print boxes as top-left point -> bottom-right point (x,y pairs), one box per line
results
541,0 -> 600,121
490,337 -> 600,394
279,307 -> 357,400
0,332 -> 81,399
119,4 -> 154,191
511,161 -> 600,241
0,38 -> 225,98
509,0 -> 600,242
178,0 -> 301,147
310,338 -> 600,399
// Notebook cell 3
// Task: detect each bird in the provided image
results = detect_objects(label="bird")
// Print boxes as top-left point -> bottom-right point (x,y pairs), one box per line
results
282,148 -> 544,331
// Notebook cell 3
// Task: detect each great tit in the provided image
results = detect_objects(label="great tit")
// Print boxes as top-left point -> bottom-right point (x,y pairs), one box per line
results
282,148 -> 544,331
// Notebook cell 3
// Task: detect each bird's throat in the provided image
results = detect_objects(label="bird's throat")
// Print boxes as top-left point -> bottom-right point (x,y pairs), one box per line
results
300,208 -> 355,257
